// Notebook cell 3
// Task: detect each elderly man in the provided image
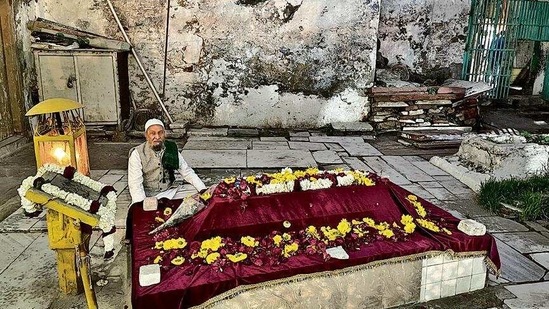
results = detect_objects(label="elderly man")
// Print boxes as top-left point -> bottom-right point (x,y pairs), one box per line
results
128,118 -> 206,204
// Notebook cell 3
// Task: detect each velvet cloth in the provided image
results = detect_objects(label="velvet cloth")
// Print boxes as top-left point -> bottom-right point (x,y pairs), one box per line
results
130,181 -> 500,309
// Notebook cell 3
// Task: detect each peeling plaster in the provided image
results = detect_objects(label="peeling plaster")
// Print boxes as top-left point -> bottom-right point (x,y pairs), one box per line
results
16,0 -> 380,127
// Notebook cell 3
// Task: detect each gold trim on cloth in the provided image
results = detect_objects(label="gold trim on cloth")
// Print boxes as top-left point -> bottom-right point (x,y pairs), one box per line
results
192,250 -> 494,309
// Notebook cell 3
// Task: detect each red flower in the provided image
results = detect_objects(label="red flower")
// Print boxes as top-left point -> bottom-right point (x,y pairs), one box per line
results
63,166 -> 77,180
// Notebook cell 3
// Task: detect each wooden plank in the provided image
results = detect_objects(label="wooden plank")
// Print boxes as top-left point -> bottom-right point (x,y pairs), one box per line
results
0,11 -> 12,140
25,188 -> 100,227
0,0 -> 24,134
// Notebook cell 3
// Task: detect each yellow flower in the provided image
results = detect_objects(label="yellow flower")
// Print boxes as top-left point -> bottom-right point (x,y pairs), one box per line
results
153,255 -> 163,264
306,226 -> 320,238
206,252 -> 220,264
353,227 -> 365,237
305,167 -> 320,175
227,253 -> 248,263
273,235 -> 283,246
363,217 -> 375,227
241,236 -> 258,247
380,229 -> 394,238
192,248 -> 209,259
321,227 -> 340,241
401,215 -> 414,225
294,170 -> 306,178
200,191 -> 212,201
201,236 -> 223,251
416,219 -> 440,232
162,237 -> 187,250
375,222 -> 390,231
443,228 -> 452,235
246,175 -> 257,182
224,177 -> 236,184
407,195 -> 418,201
282,233 -> 291,241
171,256 -> 185,265
163,207 -> 173,216
154,241 -> 164,250
337,219 -> 351,235
155,217 -> 165,223
351,219 -> 362,225
404,222 -> 416,234
283,243 -> 299,257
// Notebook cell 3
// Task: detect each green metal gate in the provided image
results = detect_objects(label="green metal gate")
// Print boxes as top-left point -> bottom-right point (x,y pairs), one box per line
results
463,0 -> 549,100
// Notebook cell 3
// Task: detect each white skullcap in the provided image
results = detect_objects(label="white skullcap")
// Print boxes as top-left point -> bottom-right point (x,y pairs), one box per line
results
144,118 -> 164,132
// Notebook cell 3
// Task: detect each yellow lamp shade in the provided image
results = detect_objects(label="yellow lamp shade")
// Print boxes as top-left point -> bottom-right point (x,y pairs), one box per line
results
25,98 -> 84,116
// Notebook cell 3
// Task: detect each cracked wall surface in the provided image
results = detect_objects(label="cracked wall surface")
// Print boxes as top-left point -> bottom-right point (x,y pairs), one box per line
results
15,0 -> 380,128
378,0 -> 469,83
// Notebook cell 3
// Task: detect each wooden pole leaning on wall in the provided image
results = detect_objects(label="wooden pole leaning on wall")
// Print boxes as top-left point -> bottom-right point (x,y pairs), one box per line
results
105,0 -> 174,124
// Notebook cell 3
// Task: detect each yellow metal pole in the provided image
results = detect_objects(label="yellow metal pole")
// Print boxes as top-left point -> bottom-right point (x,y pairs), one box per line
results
77,244 -> 98,309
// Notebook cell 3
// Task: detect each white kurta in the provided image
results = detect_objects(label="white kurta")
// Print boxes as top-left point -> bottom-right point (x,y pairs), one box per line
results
128,150 -> 206,204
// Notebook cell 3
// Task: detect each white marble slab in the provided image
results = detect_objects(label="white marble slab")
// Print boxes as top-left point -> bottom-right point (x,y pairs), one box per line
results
339,142 -> 383,156
98,174 -> 124,186
0,233 -> 40,275
342,157 -> 373,172
260,137 -> 288,142
362,157 -> 411,185
474,216 -> 529,233
288,142 -> 327,151
495,239 -> 546,283
401,184 -> 436,200
529,252 -> 549,270
247,150 -> 317,168
187,127 -> 228,137
312,150 -> 343,164
505,281 -> 549,309
181,150 -> 247,168
382,156 -> 435,182
493,232 -> 549,254
308,136 -> 364,144
252,141 -> 289,150
183,139 -> 251,150
0,233 -> 57,309
408,160 -> 449,176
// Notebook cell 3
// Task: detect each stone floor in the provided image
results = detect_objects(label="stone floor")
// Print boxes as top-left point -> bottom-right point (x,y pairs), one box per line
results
0,130 -> 548,308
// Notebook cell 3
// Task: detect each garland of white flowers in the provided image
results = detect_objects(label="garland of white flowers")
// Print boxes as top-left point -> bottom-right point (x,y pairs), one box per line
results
17,163 -> 117,254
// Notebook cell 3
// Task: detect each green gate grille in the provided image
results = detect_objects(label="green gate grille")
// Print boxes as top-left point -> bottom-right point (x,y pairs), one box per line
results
463,0 -> 549,99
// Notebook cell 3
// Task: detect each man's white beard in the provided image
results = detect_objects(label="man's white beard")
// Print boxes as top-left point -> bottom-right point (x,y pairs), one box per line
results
151,142 -> 163,152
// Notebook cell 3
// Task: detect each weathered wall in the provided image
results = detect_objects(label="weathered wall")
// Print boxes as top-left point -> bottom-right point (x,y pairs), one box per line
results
533,42 -> 549,96
15,0 -> 380,128
378,0 -> 469,82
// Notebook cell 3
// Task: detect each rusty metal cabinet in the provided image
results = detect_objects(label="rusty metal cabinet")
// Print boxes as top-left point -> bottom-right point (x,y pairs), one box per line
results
33,49 -> 129,128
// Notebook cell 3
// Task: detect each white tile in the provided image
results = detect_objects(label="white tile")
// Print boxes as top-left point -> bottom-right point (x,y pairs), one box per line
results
440,279 -> 457,297
457,258 -> 473,277
470,273 -> 486,291
425,264 -> 443,284
423,282 -> 441,301
472,257 -> 487,275
423,254 -> 445,266
456,276 -> 471,294
420,284 -> 426,301
442,261 -> 459,281
421,266 -> 427,285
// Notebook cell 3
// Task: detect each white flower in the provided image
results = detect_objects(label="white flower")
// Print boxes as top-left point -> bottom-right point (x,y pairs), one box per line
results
336,175 -> 354,187
103,234 -> 115,252
300,178 -> 333,191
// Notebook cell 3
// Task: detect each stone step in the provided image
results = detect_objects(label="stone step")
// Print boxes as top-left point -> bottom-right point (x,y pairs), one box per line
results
0,135 -> 30,160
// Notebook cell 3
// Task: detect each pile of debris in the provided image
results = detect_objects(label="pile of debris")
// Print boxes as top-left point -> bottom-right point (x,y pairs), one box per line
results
367,79 -> 493,149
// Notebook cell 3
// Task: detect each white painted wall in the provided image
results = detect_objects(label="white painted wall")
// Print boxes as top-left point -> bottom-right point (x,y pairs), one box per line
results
15,0 -> 380,128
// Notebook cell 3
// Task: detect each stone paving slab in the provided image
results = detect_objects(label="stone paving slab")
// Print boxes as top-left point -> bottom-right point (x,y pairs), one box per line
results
0,232 -> 40,275
0,207 -> 46,232
400,184 -> 435,200
408,161 -> 449,176
440,199 -> 493,218
227,128 -> 259,137
495,239 -> 546,283
331,122 -> 373,132
474,216 -> 529,233
90,169 -> 109,181
339,142 -> 383,156
260,137 -> 288,142
493,232 -> 549,254
187,136 -> 258,141
362,157 -> 411,185
288,141 -> 327,151
181,150 -> 247,168
312,150 -> 343,164
342,157 -> 373,172
97,173 -> 124,186
382,156 -> 435,182
247,150 -> 317,168
289,131 -> 310,137
419,185 -> 456,201
289,137 -> 309,142
529,252 -> 549,270
504,282 -> 549,308
321,164 -> 350,170
438,180 -> 474,197
252,141 -> 289,150
183,140 -> 251,150
187,127 -> 228,137
196,169 -> 243,186
309,136 -> 364,144
324,143 -> 345,151
0,233 -> 58,309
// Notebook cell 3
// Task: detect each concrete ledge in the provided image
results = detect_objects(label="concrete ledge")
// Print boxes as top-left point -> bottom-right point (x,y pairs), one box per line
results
429,156 -> 490,193
0,135 -> 30,159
